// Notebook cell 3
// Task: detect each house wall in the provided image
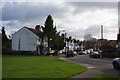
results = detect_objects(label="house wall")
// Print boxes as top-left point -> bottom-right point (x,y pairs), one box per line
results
12,27 -> 37,51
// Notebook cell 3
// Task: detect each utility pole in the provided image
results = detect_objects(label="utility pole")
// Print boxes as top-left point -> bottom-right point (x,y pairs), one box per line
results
117,27 -> 120,56
117,27 -> 120,42
117,27 -> 120,47
100,25 -> 103,55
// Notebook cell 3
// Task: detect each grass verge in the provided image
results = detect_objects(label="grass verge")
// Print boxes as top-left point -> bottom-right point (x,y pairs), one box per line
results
2,55 -> 87,79
90,75 -> 120,80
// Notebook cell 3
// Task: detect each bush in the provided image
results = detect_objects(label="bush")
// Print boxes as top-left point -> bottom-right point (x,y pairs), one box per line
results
116,49 -> 120,57
102,49 -> 116,53
101,44 -> 118,58
102,52 -> 117,58
2,49 -> 35,56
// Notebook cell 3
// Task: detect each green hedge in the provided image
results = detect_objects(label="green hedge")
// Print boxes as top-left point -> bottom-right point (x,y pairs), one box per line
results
2,49 -> 35,56
102,52 -> 117,58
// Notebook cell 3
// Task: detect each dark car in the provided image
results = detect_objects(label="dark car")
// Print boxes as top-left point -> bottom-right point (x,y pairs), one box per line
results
89,51 -> 101,58
78,51 -> 83,55
66,50 -> 75,57
112,58 -> 120,70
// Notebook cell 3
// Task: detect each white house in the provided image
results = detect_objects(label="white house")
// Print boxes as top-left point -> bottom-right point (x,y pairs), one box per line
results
12,25 -> 48,55
62,38 -> 80,52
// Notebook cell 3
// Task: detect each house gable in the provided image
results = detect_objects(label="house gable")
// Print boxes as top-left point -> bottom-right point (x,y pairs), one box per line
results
12,27 -> 38,51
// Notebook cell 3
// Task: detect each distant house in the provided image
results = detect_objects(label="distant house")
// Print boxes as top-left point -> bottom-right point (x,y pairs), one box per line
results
62,37 -> 79,52
12,25 -> 48,55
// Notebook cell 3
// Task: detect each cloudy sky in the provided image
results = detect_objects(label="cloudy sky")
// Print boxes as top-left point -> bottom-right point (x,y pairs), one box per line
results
1,0 -> 119,40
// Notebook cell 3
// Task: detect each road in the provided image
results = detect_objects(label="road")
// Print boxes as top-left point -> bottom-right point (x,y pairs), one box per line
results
59,54 -> 120,79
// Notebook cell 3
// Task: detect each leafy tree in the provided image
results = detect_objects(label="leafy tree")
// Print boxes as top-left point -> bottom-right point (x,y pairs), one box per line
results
42,15 -> 65,53
2,27 -> 9,49
51,33 -> 65,51
102,41 -> 117,53
42,15 -> 56,53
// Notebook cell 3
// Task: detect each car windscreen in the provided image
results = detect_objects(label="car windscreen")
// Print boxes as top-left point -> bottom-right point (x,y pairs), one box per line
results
67,51 -> 73,53
93,52 -> 99,54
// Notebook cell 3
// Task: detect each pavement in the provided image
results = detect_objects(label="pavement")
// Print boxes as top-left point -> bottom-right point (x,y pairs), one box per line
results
59,55 -> 120,80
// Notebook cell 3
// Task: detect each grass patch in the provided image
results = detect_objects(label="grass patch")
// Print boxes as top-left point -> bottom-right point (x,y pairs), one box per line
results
91,75 -> 120,80
2,55 -> 87,78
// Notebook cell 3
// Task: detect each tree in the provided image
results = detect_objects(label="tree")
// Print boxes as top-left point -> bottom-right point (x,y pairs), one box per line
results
84,34 -> 96,49
2,27 -> 9,49
42,15 -> 63,53
51,33 -> 65,51
84,34 -> 93,41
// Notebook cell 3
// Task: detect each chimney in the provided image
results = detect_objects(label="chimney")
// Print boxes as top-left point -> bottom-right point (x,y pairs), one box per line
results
35,25 -> 41,31
101,25 -> 103,39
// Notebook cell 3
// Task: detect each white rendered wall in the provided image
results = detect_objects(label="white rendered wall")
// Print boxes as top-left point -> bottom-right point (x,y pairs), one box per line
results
12,27 -> 37,51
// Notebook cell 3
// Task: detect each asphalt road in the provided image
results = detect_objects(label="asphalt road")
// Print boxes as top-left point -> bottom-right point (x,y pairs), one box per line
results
59,54 -> 120,79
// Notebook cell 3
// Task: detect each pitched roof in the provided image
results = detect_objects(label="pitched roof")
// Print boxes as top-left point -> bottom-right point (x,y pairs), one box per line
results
24,27 -> 42,36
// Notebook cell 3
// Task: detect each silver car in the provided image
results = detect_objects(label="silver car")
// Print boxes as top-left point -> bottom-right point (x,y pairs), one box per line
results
112,58 -> 120,70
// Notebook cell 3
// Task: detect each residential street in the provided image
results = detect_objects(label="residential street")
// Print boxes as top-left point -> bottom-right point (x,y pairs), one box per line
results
59,55 -> 120,79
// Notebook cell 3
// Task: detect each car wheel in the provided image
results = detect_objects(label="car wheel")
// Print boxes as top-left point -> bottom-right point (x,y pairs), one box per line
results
113,62 -> 120,70
72,55 -> 74,57
90,55 -> 91,58
67,55 -> 69,57
99,56 -> 100,58
97,56 -> 100,58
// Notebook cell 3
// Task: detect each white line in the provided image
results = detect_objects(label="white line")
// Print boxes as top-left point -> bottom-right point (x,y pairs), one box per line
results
87,67 -> 95,69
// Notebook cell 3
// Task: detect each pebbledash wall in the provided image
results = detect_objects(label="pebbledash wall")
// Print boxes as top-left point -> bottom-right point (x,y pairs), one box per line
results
12,27 -> 39,51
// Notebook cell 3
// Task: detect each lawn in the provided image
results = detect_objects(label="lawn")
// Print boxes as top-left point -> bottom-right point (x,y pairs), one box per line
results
2,55 -> 87,79
91,75 -> 120,80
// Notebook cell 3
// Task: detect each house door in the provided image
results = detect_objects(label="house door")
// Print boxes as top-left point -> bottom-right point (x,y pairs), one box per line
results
36,47 -> 38,56
40,46 -> 43,54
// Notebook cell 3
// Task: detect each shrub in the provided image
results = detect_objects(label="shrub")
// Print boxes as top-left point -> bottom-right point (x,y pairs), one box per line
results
2,50 -> 35,56
102,52 -> 117,58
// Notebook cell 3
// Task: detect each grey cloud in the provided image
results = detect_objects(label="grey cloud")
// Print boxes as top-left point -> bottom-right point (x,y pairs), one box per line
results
66,2 -> 117,9
2,2 -> 69,22
84,25 -> 100,38
84,25 -> 118,39
6,21 -> 17,26
118,2 -> 120,27
66,28 -> 85,39
2,2 -> 118,40
65,2 -> 117,14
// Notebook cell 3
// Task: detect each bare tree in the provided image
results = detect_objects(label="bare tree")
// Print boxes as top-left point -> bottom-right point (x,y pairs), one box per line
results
84,34 -> 93,41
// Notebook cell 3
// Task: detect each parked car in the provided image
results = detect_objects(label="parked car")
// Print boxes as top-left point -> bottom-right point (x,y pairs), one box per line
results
78,51 -> 83,55
66,50 -> 75,57
82,51 -> 87,55
86,50 -> 90,54
89,51 -> 101,58
89,49 -> 93,52
112,58 -> 120,70
74,51 -> 77,56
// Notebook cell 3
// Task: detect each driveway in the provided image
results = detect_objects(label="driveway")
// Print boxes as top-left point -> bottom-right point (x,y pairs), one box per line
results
59,55 -> 120,79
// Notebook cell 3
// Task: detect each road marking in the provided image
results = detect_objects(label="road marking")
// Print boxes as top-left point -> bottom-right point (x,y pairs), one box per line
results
84,64 -> 88,65
87,67 -> 95,69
